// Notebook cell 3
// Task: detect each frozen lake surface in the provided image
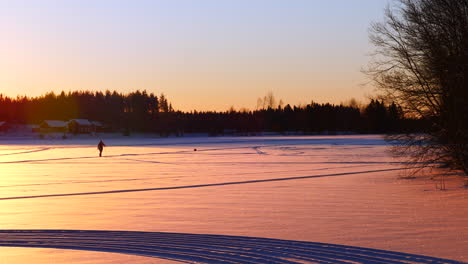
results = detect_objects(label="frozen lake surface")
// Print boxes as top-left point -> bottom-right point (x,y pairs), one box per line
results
0,135 -> 466,263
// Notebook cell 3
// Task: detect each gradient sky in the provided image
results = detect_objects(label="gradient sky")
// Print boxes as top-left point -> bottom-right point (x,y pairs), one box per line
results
0,0 -> 390,111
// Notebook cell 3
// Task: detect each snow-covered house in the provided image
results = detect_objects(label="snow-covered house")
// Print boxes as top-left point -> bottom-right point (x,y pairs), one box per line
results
39,120 -> 67,133
6,123 -> 39,133
68,119 -> 93,134
90,121 -> 104,132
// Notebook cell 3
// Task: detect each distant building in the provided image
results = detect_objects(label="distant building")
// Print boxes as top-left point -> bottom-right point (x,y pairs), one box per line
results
39,120 -> 67,133
8,123 -> 39,133
68,119 -> 93,134
28,124 -> 40,133
90,121 -> 105,132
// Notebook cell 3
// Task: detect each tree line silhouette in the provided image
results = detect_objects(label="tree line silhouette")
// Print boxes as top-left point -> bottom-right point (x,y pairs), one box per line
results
0,90 -> 422,135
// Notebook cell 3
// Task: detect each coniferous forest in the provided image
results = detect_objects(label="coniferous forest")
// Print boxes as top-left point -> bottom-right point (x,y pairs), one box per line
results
0,90 -> 424,135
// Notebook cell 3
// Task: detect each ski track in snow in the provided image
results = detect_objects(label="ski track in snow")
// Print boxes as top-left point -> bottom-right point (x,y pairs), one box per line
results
0,139 -> 389,164
0,167 -> 418,201
0,147 -> 51,156
0,230 -> 463,264
253,146 -> 268,155
0,164 -> 375,189
0,143 -> 430,165
0,145 -> 259,164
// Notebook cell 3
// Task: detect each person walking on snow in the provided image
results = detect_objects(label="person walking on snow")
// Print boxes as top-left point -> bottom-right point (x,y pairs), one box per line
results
97,140 -> 106,157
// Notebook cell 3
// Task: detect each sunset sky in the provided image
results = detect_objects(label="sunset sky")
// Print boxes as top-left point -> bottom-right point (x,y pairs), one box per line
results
0,0 -> 389,111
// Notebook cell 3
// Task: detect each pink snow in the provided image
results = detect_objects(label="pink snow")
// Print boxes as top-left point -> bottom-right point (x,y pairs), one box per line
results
0,135 -> 466,263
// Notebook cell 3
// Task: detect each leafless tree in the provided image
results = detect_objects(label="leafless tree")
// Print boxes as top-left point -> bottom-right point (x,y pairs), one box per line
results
257,92 -> 280,110
265,92 -> 277,109
366,0 -> 468,175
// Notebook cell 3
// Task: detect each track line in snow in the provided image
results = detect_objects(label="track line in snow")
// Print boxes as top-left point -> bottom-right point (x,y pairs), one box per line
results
0,143 -> 399,165
0,145 -> 257,164
0,230 -> 462,264
0,167 -> 416,201
253,146 -> 268,155
0,164 -> 375,189
0,147 -> 52,156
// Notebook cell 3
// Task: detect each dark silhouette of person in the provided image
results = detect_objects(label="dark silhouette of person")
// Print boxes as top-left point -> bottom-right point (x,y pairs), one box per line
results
97,140 -> 106,157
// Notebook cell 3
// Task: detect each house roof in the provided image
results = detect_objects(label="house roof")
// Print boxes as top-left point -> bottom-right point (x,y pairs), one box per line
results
69,119 -> 92,126
90,121 -> 103,127
42,120 -> 67,128
25,124 -> 39,129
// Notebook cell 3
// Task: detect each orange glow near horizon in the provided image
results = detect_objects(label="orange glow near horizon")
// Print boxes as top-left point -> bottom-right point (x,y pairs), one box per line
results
0,62 -> 373,111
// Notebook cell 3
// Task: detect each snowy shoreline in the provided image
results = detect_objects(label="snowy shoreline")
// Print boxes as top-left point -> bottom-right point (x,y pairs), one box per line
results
0,133 -> 388,146
0,131 -> 372,141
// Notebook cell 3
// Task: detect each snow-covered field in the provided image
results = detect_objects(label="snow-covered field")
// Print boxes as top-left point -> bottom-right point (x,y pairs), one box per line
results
0,135 -> 466,263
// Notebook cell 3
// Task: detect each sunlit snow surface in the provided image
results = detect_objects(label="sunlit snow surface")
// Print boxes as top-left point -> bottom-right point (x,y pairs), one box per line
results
0,135 -> 466,263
